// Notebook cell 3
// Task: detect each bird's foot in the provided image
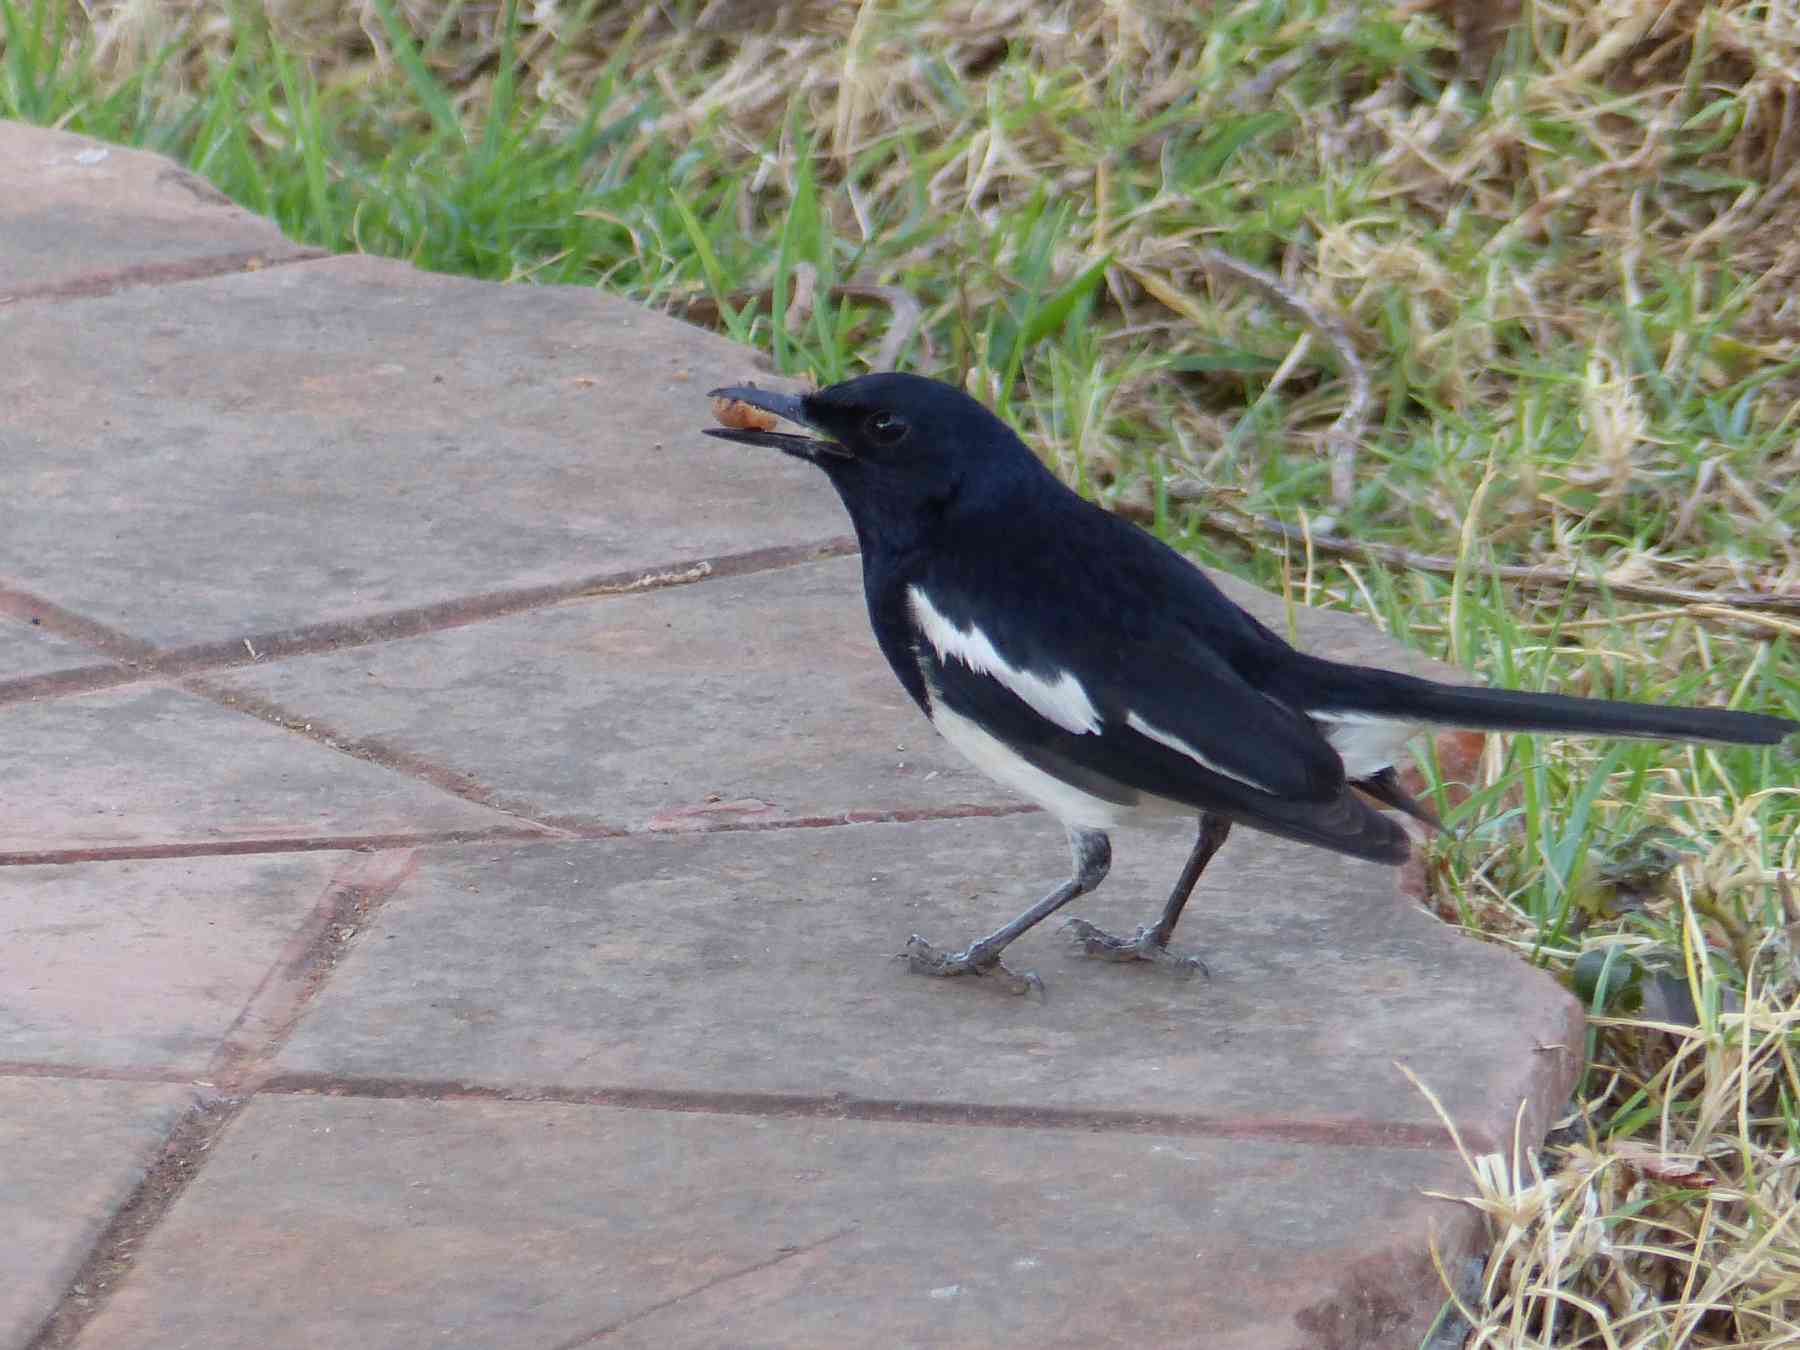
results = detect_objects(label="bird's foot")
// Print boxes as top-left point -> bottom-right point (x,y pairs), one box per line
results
898,935 -> 1043,997
1061,918 -> 1210,978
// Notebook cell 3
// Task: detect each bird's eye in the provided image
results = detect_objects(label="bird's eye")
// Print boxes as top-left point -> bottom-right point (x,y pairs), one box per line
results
864,411 -> 909,445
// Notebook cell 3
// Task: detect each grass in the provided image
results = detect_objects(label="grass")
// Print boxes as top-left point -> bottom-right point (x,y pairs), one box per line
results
5,0 -> 1798,1343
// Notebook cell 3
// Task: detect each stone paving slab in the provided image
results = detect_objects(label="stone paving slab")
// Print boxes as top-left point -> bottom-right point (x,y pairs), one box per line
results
0,613 -> 98,681
210,556 -> 1465,831
0,684 -> 509,856
79,1093 -> 1481,1350
214,556 -> 997,828
0,1079 -> 194,1350
0,852 -> 342,1070
0,252 -> 845,649
277,819 -> 1580,1148
0,122 -> 318,303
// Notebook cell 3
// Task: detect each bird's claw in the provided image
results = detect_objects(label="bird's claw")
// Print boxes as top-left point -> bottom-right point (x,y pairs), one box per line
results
897,935 -> 1044,996
1061,918 -> 1210,978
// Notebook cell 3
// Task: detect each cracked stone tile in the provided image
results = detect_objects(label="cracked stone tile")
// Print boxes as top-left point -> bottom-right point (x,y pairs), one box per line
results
0,851 -> 344,1070
0,1078 -> 194,1350
276,818 -> 1581,1149
0,122 -> 315,300
1,253 -> 841,647
80,1093 -> 1485,1350
0,613 -> 103,682
0,684 -> 508,854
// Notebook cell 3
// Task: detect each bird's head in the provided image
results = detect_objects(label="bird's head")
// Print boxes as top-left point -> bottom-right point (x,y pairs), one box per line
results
704,372 -> 1045,523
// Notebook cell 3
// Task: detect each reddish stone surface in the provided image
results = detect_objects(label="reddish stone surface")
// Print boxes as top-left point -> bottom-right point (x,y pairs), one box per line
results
0,121 -> 317,302
274,817 -> 1581,1151
0,252 -> 843,648
0,685 -> 510,856
0,612 -> 97,681
0,1080 -> 193,1349
0,851 -> 341,1070
213,556 -> 1002,827
0,119 -> 1583,1350
80,1094 -> 1489,1350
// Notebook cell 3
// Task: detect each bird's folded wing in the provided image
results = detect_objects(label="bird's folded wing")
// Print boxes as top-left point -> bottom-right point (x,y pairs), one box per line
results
916,626 -> 1408,861
907,579 -> 1328,787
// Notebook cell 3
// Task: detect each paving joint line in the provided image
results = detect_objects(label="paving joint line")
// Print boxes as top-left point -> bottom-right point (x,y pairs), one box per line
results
22,850 -> 422,1350
0,827 -> 550,868
0,805 -> 1036,868
0,1061 -> 1490,1152
547,801 -> 1043,836
179,674 -> 575,835
0,246 -> 329,308
254,1072 -> 1472,1151
1,541 -> 870,865
0,661 -> 146,702
0,587 -> 158,668
0,538 -> 857,709
0,1062 -> 199,1085
201,851 -> 423,1092
22,1096 -> 238,1350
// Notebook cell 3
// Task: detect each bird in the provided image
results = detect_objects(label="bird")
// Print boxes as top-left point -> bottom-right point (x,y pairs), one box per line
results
705,372 -> 1798,993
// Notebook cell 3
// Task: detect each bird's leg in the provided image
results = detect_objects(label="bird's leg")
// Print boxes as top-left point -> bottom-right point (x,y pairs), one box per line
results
902,828 -> 1111,995
1063,812 -> 1231,977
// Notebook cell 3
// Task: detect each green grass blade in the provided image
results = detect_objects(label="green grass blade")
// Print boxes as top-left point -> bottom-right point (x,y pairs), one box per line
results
367,0 -> 465,147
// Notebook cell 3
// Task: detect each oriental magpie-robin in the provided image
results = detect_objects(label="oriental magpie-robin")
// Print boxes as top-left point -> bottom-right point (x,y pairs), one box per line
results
706,373 -> 1797,993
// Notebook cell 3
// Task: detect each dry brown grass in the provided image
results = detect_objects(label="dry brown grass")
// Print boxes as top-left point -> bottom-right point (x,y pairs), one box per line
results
1416,809 -> 1800,1346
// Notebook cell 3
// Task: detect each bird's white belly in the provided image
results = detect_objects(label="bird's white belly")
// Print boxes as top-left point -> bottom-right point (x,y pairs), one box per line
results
927,702 -> 1187,830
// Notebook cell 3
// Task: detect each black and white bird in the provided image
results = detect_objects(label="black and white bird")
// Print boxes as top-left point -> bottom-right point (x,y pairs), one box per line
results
706,373 -> 1797,992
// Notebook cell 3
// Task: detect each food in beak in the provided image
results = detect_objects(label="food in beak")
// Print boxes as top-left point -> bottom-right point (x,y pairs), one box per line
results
711,394 -> 782,433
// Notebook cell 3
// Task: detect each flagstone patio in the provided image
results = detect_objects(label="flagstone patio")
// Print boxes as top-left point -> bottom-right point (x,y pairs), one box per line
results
0,119 -> 1580,1350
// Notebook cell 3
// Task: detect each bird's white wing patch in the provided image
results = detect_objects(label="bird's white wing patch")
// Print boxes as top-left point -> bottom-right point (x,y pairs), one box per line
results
1309,710 -> 1416,779
1124,711 -> 1272,793
908,585 -> 1101,736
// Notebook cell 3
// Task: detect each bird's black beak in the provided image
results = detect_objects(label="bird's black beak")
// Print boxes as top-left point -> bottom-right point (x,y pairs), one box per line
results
703,384 -> 851,462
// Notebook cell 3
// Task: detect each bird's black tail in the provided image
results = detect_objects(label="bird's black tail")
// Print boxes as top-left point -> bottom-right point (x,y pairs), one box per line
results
1283,657 -> 1797,747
